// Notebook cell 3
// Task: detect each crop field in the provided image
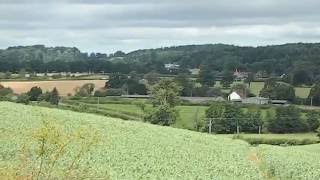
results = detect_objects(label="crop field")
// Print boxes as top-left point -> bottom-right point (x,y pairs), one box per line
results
1,102 -> 320,179
0,80 -> 106,96
257,144 -> 320,179
0,102 -> 261,179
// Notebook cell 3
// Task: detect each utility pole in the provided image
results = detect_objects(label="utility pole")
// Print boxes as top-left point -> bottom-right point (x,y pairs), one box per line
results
236,118 -> 240,134
209,118 -> 212,134
311,96 -> 313,106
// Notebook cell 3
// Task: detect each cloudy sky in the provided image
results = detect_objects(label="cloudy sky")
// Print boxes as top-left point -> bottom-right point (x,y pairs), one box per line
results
1,0 -> 320,53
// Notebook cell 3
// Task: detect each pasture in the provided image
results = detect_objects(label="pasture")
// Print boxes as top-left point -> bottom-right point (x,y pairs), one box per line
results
0,80 -> 106,96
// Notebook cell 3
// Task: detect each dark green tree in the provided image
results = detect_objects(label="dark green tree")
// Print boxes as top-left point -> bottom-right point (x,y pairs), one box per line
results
145,79 -> 181,126
306,111 -> 320,132
309,83 -> 320,106
49,88 -> 60,105
107,73 -> 128,88
221,71 -> 234,88
175,73 -> 193,96
198,66 -> 215,86
27,86 -> 43,101
268,106 -> 308,133
16,93 -> 30,105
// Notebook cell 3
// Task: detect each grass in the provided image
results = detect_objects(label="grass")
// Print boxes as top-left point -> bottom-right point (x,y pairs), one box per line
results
249,82 -> 264,96
95,103 -> 208,130
220,133 -> 318,140
295,87 -> 311,98
0,102 -> 262,179
1,102 -> 320,179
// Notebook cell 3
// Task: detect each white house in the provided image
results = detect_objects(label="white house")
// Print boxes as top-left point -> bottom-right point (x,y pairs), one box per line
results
228,92 -> 242,101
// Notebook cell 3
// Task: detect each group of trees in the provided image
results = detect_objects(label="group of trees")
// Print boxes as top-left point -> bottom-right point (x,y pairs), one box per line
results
0,84 -> 60,105
3,43 -> 320,80
95,72 -> 148,97
260,79 -> 295,101
204,103 -> 263,134
143,80 -> 181,126
204,103 -> 320,134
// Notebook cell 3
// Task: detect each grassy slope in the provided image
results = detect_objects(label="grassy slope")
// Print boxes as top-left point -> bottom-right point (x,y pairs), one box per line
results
96,103 -> 207,130
0,102 -> 261,179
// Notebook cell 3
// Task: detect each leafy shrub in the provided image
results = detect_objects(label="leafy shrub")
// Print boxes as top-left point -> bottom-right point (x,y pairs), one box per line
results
234,135 -> 319,146
0,87 -> 13,96
105,88 -> 123,96
0,120 -> 103,179
16,93 -> 30,105
94,89 -> 108,97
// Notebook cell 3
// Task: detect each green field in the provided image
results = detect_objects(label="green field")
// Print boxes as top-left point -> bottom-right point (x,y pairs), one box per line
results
249,81 -> 311,98
0,102 -> 260,179
1,102 -> 320,179
95,103 -> 207,130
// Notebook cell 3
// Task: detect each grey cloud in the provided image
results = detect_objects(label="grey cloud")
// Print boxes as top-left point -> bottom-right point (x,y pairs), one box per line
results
1,0 -> 320,52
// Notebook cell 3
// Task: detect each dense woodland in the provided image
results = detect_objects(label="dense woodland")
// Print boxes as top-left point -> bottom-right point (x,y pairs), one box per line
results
1,43 -> 320,81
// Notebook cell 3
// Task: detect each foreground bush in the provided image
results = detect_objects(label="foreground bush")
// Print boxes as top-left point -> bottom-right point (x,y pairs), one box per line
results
0,119 -> 103,179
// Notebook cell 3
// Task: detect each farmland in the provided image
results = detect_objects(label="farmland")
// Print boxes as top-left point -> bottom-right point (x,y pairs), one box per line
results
1,102 -> 320,179
0,80 -> 106,96
0,102 -> 260,179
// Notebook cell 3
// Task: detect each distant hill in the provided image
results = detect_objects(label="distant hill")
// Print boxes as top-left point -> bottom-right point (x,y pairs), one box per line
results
1,43 -> 320,78
0,45 -> 88,63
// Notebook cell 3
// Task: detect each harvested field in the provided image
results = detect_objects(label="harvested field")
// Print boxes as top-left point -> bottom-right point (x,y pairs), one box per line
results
0,80 -> 106,96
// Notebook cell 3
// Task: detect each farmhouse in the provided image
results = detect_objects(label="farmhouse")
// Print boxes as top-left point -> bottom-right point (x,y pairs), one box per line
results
164,63 -> 180,71
228,92 -> 242,102
234,69 -> 249,81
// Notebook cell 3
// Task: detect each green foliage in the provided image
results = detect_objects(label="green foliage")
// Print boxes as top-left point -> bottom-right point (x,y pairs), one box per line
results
258,145 -> 320,179
74,83 -> 95,97
306,111 -> 320,132
105,88 -> 123,96
221,71 -> 234,88
49,88 -> 60,105
309,83 -> 320,106
260,79 -> 295,101
0,118 -> 102,179
175,73 -> 194,96
234,135 -> 319,146
145,80 -> 181,125
144,104 -> 179,126
143,71 -> 159,85
150,79 -> 181,107
107,73 -> 128,88
231,83 -> 251,98
292,69 -> 313,86
205,103 -> 243,134
0,85 -> 13,96
27,86 -> 43,101
16,93 -> 30,105
268,106 -> 308,133
198,66 -> 215,86
0,102 -> 264,179
93,89 -> 108,97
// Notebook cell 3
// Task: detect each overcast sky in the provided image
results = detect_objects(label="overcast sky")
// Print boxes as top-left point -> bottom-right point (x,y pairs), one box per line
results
1,0 -> 320,53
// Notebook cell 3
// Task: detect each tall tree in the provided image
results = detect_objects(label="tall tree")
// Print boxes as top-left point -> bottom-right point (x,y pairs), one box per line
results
221,71 -> 234,88
27,86 -> 43,101
49,88 -> 60,105
145,79 -> 181,126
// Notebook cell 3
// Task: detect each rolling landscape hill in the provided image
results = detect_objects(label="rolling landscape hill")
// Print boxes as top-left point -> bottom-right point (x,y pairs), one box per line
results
1,102 -> 319,179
